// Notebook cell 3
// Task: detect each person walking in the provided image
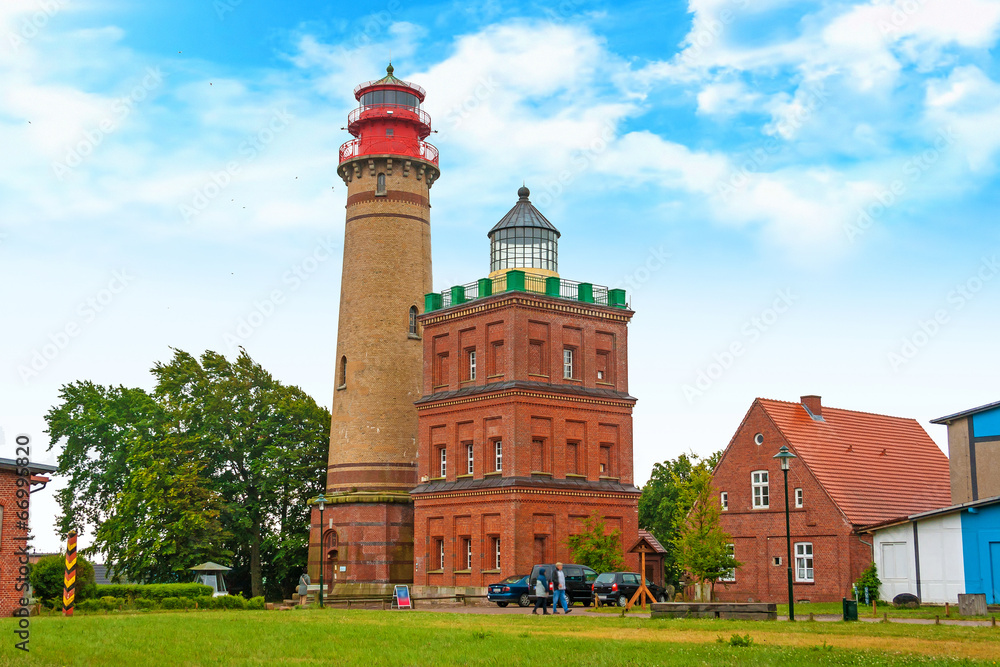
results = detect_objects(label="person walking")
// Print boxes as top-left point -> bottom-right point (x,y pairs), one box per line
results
532,571 -> 550,615
297,569 -> 311,606
553,563 -> 571,614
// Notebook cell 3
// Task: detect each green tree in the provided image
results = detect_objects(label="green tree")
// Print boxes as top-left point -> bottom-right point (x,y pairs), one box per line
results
565,512 -> 626,574
46,349 -> 330,599
674,466 -> 741,599
29,554 -> 96,607
638,451 -> 721,586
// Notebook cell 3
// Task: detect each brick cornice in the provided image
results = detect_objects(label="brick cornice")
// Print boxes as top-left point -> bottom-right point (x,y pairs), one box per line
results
411,486 -> 640,501
415,386 -> 636,411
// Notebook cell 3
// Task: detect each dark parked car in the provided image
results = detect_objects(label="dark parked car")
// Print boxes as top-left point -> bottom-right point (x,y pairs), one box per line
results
487,574 -> 531,607
528,563 -> 598,606
592,572 -> 668,607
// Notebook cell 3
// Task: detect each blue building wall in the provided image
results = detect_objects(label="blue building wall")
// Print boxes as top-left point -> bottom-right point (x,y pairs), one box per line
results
961,502 -> 1000,604
971,405 -> 1000,438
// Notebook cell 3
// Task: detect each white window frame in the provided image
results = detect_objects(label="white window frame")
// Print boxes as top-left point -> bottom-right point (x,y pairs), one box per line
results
439,447 -> 447,478
720,492 -> 728,511
720,543 -> 736,581
463,538 -> 472,570
494,440 -> 502,472
563,348 -> 574,379
795,487 -> 803,508
466,443 -> 474,475
795,542 -> 814,582
437,539 -> 445,570
752,470 -> 769,509
494,537 -> 501,569
469,349 -> 477,381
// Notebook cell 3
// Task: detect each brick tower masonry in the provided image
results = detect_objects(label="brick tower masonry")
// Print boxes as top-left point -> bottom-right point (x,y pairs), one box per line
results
309,65 -> 440,593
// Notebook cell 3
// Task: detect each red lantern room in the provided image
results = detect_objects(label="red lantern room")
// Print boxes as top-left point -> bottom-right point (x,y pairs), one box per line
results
339,64 -> 439,166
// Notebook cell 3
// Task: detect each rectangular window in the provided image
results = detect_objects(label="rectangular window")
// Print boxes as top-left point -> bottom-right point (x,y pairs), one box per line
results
494,440 -> 502,472
493,537 -> 501,570
752,471 -> 769,509
468,349 -> 477,380
795,488 -> 803,508
563,348 -> 574,379
720,492 -> 728,511
439,447 -> 447,478
720,544 -> 736,581
466,443 -> 474,475
461,537 -> 472,570
795,542 -> 814,582
433,539 -> 444,571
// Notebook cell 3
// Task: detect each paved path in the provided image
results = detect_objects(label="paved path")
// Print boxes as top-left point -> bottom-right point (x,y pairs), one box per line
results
398,603 -> 997,627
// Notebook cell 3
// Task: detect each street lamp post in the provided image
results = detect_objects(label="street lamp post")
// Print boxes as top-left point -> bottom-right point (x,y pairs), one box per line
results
314,493 -> 328,608
773,445 -> 797,622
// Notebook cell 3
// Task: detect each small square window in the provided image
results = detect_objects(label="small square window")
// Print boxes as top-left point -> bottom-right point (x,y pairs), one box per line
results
386,128 -> 394,136
773,556 -> 782,566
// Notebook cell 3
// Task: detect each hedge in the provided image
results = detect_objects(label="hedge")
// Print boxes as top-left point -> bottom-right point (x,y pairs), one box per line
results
94,583 -> 213,601
63,594 -> 264,614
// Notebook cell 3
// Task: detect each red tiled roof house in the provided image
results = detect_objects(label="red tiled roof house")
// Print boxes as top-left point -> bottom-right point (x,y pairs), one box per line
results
712,395 -> 950,603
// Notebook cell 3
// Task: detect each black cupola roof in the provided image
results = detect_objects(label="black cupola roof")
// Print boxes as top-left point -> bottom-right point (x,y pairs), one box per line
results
487,186 -> 561,238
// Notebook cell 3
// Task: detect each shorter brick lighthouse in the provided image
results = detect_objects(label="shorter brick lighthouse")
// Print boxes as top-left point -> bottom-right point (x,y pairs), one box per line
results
410,187 -> 641,589
310,65 -> 439,593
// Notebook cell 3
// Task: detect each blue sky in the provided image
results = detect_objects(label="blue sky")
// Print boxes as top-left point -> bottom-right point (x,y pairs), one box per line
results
2,0 -> 999,552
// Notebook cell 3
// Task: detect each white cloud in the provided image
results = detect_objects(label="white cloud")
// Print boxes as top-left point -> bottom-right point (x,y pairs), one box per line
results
925,65 -> 1000,171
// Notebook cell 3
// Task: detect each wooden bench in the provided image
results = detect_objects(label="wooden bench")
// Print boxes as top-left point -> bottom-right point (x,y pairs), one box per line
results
650,602 -> 777,621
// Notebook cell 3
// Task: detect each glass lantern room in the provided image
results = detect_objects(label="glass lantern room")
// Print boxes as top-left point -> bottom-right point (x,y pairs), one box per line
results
488,186 -> 560,277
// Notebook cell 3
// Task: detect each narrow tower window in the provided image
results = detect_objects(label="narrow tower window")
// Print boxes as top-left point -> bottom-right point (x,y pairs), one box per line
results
338,355 -> 347,389
408,306 -> 418,336
376,172 -> 387,195
563,348 -> 574,379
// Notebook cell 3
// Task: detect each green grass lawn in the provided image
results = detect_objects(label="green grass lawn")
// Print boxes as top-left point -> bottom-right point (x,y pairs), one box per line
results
589,599 -> 997,621
1,608 -> 998,666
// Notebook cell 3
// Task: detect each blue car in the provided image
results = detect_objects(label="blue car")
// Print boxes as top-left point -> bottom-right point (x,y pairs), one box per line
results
487,574 -> 531,607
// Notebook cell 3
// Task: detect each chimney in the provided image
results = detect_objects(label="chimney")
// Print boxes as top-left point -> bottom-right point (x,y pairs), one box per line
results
801,395 -> 823,420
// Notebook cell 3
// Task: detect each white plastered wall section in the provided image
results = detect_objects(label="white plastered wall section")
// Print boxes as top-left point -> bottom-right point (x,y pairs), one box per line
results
872,514 -> 965,603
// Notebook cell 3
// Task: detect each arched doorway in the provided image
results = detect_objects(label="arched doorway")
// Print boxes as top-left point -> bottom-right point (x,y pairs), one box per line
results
323,529 -> 339,591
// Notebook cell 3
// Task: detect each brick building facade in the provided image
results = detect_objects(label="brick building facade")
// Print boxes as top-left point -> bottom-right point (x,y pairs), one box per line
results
410,188 -> 640,588
713,396 -> 950,603
0,457 -> 55,616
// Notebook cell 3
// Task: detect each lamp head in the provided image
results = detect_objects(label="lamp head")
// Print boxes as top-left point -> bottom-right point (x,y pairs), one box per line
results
773,444 -> 796,471
315,493 -> 328,511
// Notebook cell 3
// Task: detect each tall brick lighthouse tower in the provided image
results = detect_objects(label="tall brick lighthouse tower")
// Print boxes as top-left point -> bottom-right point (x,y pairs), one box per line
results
311,65 -> 440,592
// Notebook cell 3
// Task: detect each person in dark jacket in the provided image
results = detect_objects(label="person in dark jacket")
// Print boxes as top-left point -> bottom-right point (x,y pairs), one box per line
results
532,572 -> 550,615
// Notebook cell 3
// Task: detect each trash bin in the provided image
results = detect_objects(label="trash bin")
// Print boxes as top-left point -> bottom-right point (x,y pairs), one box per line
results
842,597 -> 858,622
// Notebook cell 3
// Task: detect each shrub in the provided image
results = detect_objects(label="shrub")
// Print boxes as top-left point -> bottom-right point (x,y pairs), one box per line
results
160,597 -> 183,610
215,595 -> 247,610
134,599 -> 156,611
29,554 -> 97,606
99,596 -> 124,611
195,596 -> 216,610
247,596 -> 265,610
95,583 -> 212,601
854,563 -> 881,604
75,599 -> 100,613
